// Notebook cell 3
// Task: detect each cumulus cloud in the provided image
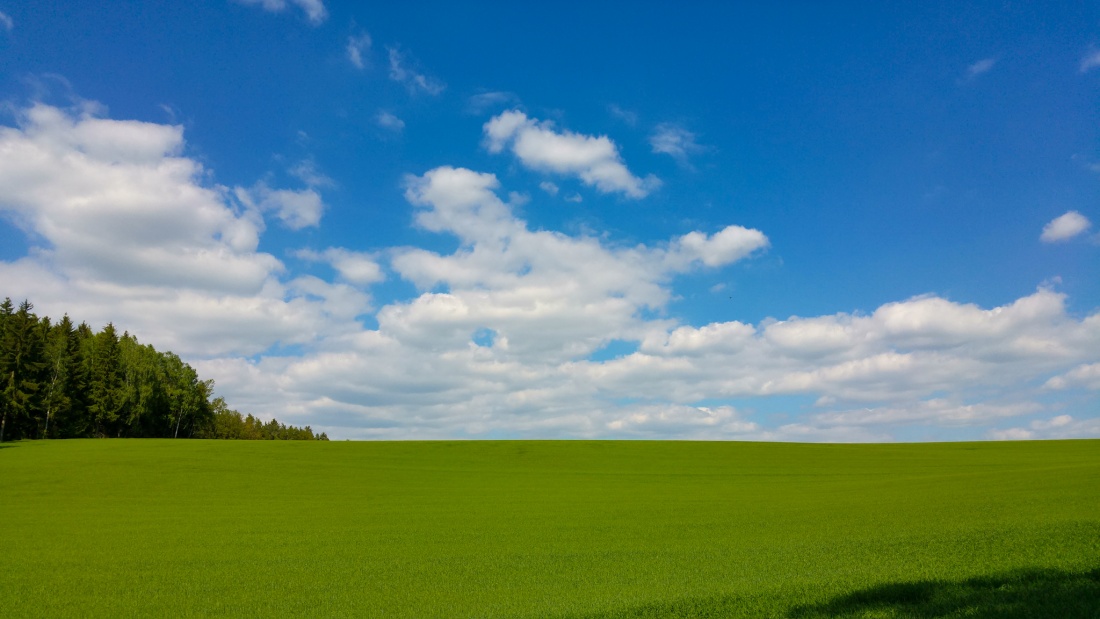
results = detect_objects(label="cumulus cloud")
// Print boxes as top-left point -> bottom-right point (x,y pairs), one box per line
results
205,167 -> 1097,440
236,183 -> 324,230
387,47 -> 445,96
1080,49 -> 1100,73
237,0 -> 327,24
3,100 -> 1097,442
297,247 -> 385,286
0,102 -> 356,357
665,226 -> 769,269
608,288 -> 1100,406
1041,210 -> 1091,242
387,166 -> 763,362
538,181 -> 559,196
484,110 -> 658,198
346,33 -> 371,70
0,104 -> 272,291
650,123 -> 705,164
1044,362 -> 1100,390
376,111 -> 405,132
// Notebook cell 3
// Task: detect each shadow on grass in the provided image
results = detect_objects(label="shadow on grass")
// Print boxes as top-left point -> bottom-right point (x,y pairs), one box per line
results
573,567 -> 1100,618
788,567 -> 1100,619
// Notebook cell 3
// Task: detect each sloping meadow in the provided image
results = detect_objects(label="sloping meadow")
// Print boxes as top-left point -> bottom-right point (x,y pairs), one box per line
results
1,439 -> 1097,617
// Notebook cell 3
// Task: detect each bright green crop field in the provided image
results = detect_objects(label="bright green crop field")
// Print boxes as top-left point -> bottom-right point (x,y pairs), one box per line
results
2,439 -> 1098,618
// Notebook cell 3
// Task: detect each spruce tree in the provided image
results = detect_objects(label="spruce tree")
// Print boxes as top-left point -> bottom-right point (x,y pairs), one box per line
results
40,315 -> 76,438
87,323 -> 125,437
0,300 -> 46,442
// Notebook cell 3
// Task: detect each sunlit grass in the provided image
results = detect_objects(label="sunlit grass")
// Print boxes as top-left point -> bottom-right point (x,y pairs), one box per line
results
1,439 -> 1097,617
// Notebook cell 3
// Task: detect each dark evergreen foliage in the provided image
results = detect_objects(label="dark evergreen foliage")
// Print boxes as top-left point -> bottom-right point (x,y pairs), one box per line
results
0,298 -> 327,441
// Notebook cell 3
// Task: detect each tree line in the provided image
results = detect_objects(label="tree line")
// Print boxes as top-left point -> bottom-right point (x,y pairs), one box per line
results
0,298 -> 327,442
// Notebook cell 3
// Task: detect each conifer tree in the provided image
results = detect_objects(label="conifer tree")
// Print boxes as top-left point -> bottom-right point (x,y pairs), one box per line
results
40,316 -> 66,438
0,300 -> 46,442
0,297 -> 327,441
86,323 -> 125,437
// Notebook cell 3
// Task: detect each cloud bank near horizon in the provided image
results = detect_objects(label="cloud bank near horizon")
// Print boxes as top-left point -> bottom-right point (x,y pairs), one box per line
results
0,101 -> 1097,441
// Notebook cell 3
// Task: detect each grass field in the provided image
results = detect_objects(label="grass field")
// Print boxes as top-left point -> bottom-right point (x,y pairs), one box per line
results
1,439 -> 1098,617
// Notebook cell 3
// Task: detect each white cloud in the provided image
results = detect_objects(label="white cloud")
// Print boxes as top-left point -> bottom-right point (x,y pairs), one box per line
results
376,111 -> 405,132
297,247 -> 385,286
0,11 -> 13,31
484,110 -> 659,198
387,166 -> 762,363
1041,210 -> 1091,242
387,47 -> 445,96
650,123 -> 705,164
237,0 -> 327,24
3,100 -> 1097,442
1045,362 -> 1100,390
207,165 -> 1097,440
665,226 -> 769,269
605,404 -> 756,437
811,399 -> 1043,427
610,287 -> 1100,406
538,181 -> 559,196
236,183 -> 324,230
1080,49 -> 1100,73
0,102 -> 359,358
989,414 -> 1099,440
346,33 -> 371,70
966,57 -> 997,79
219,283 -> 1097,441
0,104 -> 272,292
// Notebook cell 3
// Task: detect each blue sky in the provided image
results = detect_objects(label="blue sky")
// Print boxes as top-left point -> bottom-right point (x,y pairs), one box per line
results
0,1 -> 1097,440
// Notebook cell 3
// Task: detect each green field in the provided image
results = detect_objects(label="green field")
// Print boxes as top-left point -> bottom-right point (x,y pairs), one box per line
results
2,439 -> 1098,617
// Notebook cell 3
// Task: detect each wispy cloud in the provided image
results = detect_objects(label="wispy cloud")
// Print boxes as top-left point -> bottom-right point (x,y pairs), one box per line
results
467,91 -> 520,114
290,159 -> 335,188
608,104 -> 638,126
650,123 -> 706,165
387,47 -> 445,96
236,0 -> 327,25
965,57 -> 997,79
0,11 -> 13,31
1040,210 -> 1092,243
1080,49 -> 1100,73
376,111 -> 405,132
346,33 -> 371,70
